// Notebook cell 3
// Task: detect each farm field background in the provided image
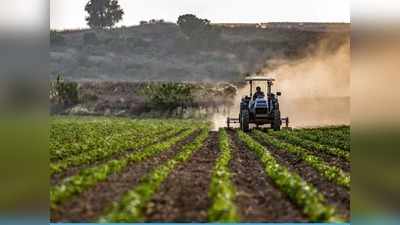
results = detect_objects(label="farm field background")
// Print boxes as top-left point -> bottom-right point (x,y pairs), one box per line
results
50,116 -> 350,223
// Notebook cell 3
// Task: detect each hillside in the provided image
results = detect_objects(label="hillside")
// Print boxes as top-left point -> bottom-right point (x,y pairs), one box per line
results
50,22 -> 350,81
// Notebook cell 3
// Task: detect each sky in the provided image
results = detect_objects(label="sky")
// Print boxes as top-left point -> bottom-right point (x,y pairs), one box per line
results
50,0 -> 350,30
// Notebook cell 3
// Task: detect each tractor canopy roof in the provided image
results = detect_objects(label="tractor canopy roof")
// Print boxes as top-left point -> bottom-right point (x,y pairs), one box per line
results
245,76 -> 275,82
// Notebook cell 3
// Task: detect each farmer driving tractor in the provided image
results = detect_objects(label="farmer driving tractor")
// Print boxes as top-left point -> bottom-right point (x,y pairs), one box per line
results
253,86 -> 265,100
226,75 -> 289,131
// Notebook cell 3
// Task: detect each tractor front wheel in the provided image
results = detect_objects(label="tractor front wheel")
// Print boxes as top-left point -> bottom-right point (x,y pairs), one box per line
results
240,110 -> 250,132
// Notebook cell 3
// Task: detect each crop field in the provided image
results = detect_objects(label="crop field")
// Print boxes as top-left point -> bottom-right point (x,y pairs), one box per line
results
50,116 -> 350,223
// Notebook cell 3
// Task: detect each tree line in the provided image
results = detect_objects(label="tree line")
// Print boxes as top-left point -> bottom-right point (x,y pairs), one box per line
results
84,0 -> 218,42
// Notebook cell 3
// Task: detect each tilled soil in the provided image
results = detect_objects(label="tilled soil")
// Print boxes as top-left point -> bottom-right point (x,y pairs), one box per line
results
272,135 -> 350,172
143,131 -> 219,222
260,129 -> 350,172
50,129 -> 187,186
50,130 -> 200,223
227,130 -> 307,222
304,146 -> 350,172
253,135 -> 350,220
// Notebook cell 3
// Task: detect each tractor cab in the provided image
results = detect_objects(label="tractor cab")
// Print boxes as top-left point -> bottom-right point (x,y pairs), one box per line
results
243,76 -> 280,115
227,75 -> 289,131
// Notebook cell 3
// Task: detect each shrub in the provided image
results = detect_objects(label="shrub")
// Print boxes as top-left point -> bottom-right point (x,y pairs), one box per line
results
53,74 -> 79,106
177,14 -> 221,48
140,83 -> 194,113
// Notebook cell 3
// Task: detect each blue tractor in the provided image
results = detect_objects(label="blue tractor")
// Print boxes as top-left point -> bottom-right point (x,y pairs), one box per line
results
227,76 -> 289,131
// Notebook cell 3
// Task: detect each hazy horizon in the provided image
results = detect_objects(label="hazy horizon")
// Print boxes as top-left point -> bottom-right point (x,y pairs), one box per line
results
51,0 -> 350,30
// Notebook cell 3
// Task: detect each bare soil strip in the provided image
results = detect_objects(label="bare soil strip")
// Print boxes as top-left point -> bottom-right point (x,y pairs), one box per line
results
253,135 -> 350,220
50,130 -> 199,223
227,130 -> 307,222
142,131 -> 219,222
303,145 -> 350,172
50,129 -> 186,185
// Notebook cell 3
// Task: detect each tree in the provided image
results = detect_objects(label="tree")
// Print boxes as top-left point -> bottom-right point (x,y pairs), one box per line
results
51,74 -> 79,106
177,14 -> 220,48
177,14 -> 211,39
85,0 -> 124,29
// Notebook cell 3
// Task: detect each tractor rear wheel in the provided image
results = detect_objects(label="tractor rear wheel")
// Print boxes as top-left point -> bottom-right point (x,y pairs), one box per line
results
240,110 -> 250,132
272,109 -> 281,131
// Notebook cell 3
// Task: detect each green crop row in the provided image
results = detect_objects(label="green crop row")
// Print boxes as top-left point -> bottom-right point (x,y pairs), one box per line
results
268,131 -> 350,161
208,129 -> 239,222
302,125 -> 349,132
320,128 -> 350,147
50,125 -> 169,162
99,128 -> 210,222
50,118 -> 185,161
50,118 -> 145,153
319,127 -> 350,138
50,119 -> 127,160
50,126 -> 184,175
50,127 -> 198,208
294,128 -> 350,151
237,130 -> 338,222
253,130 -> 350,189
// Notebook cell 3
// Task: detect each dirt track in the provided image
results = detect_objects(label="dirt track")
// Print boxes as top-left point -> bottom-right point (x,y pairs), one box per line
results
228,130 -> 307,222
143,131 -> 219,222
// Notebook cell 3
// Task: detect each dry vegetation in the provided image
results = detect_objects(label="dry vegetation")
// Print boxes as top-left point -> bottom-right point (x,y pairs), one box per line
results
50,22 -> 349,81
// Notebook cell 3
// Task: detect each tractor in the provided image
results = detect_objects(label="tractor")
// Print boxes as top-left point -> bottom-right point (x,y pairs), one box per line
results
227,76 -> 289,131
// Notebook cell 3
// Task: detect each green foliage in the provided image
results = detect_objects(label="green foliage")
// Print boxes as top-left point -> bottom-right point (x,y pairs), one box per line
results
177,14 -> 210,38
269,130 -> 350,161
208,129 -> 239,222
237,130 -> 339,222
52,74 -> 79,106
140,83 -> 194,112
294,127 -> 350,151
85,0 -> 124,29
50,120 -> 186,175
99,128 -> 209,222
50,117 -> 195,161
177,14 -> 220,48
252,130 -> 350,189
50,125 -> 200,208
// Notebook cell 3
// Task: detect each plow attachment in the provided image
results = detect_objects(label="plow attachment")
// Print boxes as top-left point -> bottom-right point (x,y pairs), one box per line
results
226,117 -> 290,129
226,117 -> 240,128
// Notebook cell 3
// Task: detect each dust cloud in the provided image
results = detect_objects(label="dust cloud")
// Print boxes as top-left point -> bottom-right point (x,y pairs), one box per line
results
265,37 -> 351,127
212,35 -> 351,129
